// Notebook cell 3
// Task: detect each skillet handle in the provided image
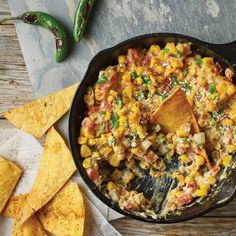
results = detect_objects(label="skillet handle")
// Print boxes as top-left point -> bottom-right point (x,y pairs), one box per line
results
207,41 -> 236,70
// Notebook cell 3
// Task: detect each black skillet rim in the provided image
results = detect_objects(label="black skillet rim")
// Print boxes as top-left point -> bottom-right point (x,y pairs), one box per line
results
69,32 -> 236,223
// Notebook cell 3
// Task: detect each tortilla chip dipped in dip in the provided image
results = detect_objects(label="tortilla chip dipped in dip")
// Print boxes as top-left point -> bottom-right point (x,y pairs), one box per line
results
3,82 -> 79,138
37,181 -> 85,236
151,87 -> 199,133
0,157 -> 22,214
15,127 -> 76,227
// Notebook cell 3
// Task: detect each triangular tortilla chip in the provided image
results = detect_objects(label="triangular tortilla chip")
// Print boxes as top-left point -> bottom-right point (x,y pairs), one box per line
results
3,82 -> 79,138
151,87 -> 199,133
16,127 -> 76,227
151,87 -> 211,168
12,215 -> 47,236
1,194 -> 27,218
0,157 -> 22,214
37,181 -> 85,236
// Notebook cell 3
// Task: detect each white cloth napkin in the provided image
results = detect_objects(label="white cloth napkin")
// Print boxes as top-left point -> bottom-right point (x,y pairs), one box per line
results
0,128 -> 122,236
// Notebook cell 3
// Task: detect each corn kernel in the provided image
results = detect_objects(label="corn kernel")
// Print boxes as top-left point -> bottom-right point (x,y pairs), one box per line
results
122,72 -> 131,82
223,155 -> 232,167
107,95 -> 115,103
196,155 -> 205,166
190,170 -> 200,177
170,58 -> 183,68
175,191 -> 184,197
194,188 -> 208,197
84,130 -> 94,138
109,154 -> 120,167
139,161 -> 150,169
166,42 -> 176,54
105,111 -> 111,121
206,175 -> 216,185
88,138 -> 96,146
149,45 -> 161,55
227,84 -> 236,96
119,116 -> 127,125
78,136 -> 88,145
188,66 -> 196,76
216,82 -> 227,95
125,159 -> 135,169
107,181 -> 116,191
179,154 -> 191,164
131,147 -> 141,155
206,101 -> 217,112
136,76 -> 143,84
198,77 -> 207,86
123,171 -> 134,184
185,175 -> 194,183
229,144 -> 236,153
82,158 -> 91,169
150,57 -> 158,67
99,146 -> 113,156
118,55 -> 127,64
91,151 -> 100,158
122,84 -> 133,98
110,90 -> 118,97
154,65 -> 164,74
136,66 -> 143,76
177,174 -> 185,186
202,57 -> 214,65
165,67 -> 172,76
172,171 -> 179,178
111,169 -> 123,181
222,118 -> 233,127
80,145 -> 92,158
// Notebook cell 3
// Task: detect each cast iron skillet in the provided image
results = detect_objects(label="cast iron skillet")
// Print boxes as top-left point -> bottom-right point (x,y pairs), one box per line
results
69,33 -> 236,223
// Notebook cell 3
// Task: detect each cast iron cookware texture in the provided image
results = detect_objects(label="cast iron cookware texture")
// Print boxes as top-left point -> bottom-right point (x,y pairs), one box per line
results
69,33 -> 236,223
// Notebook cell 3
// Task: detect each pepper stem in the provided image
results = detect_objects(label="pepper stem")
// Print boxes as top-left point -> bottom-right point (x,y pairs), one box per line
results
0,16 -> 22,24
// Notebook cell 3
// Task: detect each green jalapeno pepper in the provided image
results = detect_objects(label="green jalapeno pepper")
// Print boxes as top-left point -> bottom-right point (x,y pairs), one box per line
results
0,12 -> 69,62
73,0 -> 95,43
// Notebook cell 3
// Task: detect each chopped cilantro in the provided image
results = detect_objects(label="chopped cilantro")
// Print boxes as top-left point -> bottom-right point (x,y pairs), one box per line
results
99,111 -> 106,115
209,117 -> 216,126
183,69 -> 188,77
97,74 -> 109,84
196,58 -> 203,65
161,94 -> 168,100
99,121 -> 105,134
128,131 -> 138,141
142,75 -> 152,87
157,134 -> 166,144
181,83 -> 192,92
114,98 -> 122,109
136,91 -> 145,101
209,84 -> 215,94
131,71 -> 138,78
108,136 -> 116,146
163,48 -> 170,54
110,112 -> 119,129
212,108 -> 223,118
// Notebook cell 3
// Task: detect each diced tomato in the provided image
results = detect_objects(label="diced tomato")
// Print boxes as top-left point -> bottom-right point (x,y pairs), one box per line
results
177,193 -> 193,206
105,121 -> 111,133
82,118 -> 95,131
100,100 -> 112,110
109,71 -> 118,84
124,203 -> 134,211
127,48 -> 145,65
186,182 -> 197,190
88,105 -> 100,114
86,168 -> 99,180
142,57 -> 150,67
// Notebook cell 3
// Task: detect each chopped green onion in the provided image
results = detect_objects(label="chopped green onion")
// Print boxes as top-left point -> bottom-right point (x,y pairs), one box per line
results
114,98 -> 122,109
142,75 -> 152,87
110,112 -> 119,129
131,71 -> 138,78
196,58 -> 203,65
183,69 -> 188,77
181,83 -> 192,92
209,117 -> 216,126
136,91 -> 145,101
209,84 -> 215,94
171,77 -> 178,87
163,48 -> 170,54
157,134 -> 166,144
212,108 -> 223,118
128,131 -> 138,141
99,111 -> 106,115
97,74 -> 109,84
161,94 -> 168,100
99,121 -> 105,134
108,136 -> 116,146
174,50 -> 182,58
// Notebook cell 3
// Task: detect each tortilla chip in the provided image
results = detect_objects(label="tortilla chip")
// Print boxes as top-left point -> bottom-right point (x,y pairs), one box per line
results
0,157 -> 22,214
151,87 -> 200,133
12,215 -> 47,236
3,82 -> 79,138
1,194 -> 27,218
16,127 -> 76,227
37,181 -> 85,236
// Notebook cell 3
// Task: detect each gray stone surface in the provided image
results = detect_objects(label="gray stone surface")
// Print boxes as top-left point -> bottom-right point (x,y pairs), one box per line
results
7,0 -> 236,97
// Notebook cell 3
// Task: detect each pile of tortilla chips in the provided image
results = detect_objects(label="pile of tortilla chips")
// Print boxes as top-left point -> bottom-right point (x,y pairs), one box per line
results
0,83 -> 85,236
